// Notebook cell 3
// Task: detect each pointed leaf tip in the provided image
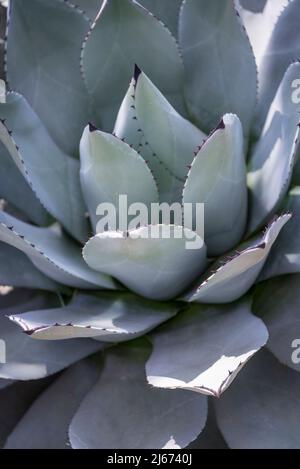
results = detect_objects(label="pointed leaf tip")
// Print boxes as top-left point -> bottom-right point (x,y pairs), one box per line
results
88,122 -> 98,132
134,64 -> 142,82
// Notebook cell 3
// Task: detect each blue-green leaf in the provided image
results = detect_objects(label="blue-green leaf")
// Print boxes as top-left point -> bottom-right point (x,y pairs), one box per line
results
114,69 -> 205,203
69,339 -> 208,449
146,299 -> 268,397
81,0 -> 184,131
6,0 -> 91,156
185,214 -> 290,303
0,93 -> 89,243
215,350 -> 300,448
179,0 -> 257,136
83,225 -> 207,300
0,210 -> 115,290
9,291 -> 178,341
0,242 -> 61,291
138,0 -> 182,37
80,125 -> 158,231
183,114 -> 247,256
248,63 -> 300,233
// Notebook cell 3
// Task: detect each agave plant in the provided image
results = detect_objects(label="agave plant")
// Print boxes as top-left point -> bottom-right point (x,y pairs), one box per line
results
0,0 -> 300,449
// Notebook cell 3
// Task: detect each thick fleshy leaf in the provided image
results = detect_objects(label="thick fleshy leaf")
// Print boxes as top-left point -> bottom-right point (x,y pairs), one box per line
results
0,211 -> 115,290
9,291 -> 178,341
69,340 -> 207,449
5,357 -> 102,449
186,214 -> 290,303
114,69 -> 205,203
0,142 -> 50,226
0,289 -> 106,381
256,0 -> 300,132
187,402 -> 228,449
146,300 -> 268,397
0,377 -> 55,448
83,225 -> 207,300
0,242 -> 61,291
238,0 -> 289,69
81,0 -> 184,131
183,114 -> 247,256
6,0 -> 91,156
253,275 -> 300,372
80,125 -> 158,231
215,350 -> 300,449
0,93 -> 89,243
179,0 -> 257,136
248,63 -> 300,233
260,188 -> 300,279
139,0 -> 182,37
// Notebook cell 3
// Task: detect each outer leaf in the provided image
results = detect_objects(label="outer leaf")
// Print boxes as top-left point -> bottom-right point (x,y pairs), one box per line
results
80,125 -> 158,231
0,210 -> 115,290
146,300 -> 268,397
260,187 -> 300,279
239,0 -> 289,69
139,0 -> 182,37
256,0 -> 300,132
83,225 -> 207,300
253,275 -> 300,372
6,0 -> 91,156
81,0 -> 184,131
179,0 -> 257,136
183,114 -> 247,256
0,242 -> 61,291
0,142 -> 50,226
0,92 -> 89,243
185,214 -> 290,303
9,291 -> 178,341
0,289 -> 105,381
215,350 -> 300,449
187,402 -> 228,449
114,69 -> 205,204
69,339 -> 208,449
248,63 -> 300,233
5,357 -> 102,449
0,377 -> 54,448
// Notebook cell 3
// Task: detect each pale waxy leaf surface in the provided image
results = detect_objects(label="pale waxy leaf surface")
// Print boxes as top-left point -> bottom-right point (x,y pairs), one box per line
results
260,187 -> 300,279
5,358 -> 102,449
215,350 -> 300,448
248,63 -> 300,233
185,214 -> 291,303
0,242 -> 61,292
0,142 -> 50,226
69,340 -> 208,449
9,291 -> 178,341
80,125 -> 158,231
183,114 -> 247,256
253,274 -> 300,372
0,211 -> 115,290
83,225 -> 207,300
0,290 -> 105,381
238,0 -> 289,69
138,0 -> 182,37
114,70 -> 205,204
256,0 -> 300,132
81,0 -> 184,131
6,0 -> 91,156
0,93 -> 90,243
179,0 -> 257,136
146,300 -> 268,397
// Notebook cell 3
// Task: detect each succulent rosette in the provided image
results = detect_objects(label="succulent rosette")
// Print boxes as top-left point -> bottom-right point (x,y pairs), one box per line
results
0,0 -> 300,449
